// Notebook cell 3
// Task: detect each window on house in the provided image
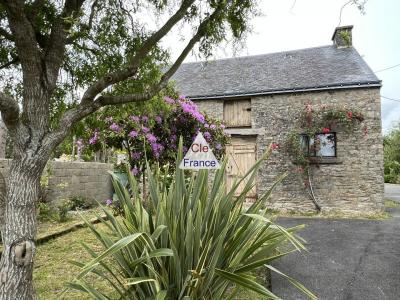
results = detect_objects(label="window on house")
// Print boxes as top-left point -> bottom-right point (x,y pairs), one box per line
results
300,133 -> 336,157
223,99 -> 251,127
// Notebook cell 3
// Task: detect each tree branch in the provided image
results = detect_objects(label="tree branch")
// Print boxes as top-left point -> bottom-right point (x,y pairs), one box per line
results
27,0 -> 46,21
0,56 -> 19,69
97,12 -> 215,106
64,0 -> 98,45
0,91 -> 19,128
3,1 -> 42,72
80,0 -> 196,104
0,26 -> 14,41
44,0 -> 86,90
45,2 -> 224,150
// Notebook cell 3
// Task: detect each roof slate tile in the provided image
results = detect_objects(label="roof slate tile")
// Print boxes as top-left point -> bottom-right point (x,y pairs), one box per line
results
172,45 -> 380,99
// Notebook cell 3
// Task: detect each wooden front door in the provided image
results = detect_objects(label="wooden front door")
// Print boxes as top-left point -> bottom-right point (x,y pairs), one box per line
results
226,136 -> 257,202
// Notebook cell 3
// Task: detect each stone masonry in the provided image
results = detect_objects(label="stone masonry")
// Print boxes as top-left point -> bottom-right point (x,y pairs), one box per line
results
194,87 -> 384,213
0,160 -> 113,205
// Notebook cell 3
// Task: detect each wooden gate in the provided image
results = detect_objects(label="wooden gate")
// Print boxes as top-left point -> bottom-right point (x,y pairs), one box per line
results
226,136 -> 257,202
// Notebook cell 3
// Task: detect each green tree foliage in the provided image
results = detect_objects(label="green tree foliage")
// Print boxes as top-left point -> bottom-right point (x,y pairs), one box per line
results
0,1 -> 261,298
0,0 -> 258,158
384,126 -> 400,183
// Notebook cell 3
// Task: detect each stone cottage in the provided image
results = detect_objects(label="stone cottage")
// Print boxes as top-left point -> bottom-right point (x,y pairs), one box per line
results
173,26 -> 384,213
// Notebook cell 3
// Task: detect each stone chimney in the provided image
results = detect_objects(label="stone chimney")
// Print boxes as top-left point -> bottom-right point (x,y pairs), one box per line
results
332,25 -> 353,48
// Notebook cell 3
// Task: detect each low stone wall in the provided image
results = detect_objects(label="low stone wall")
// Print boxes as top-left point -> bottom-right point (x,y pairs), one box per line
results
0,160 -> 114,205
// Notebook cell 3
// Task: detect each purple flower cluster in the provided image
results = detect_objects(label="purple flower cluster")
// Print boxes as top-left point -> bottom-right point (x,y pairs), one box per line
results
203,131 -> 211,140
128,130 -> 138,138
89,129 -> 99,145
146,133 -> 157,143
131,152 -> 141,160
110,123 -> 121,132
179,99 -> 205,123
164,96 -> 175,104
130,115 -> 140,122
155,115 -> 162,124
151,143 -> 164,158
131,166 -> 139,176
86,95 -> 228,172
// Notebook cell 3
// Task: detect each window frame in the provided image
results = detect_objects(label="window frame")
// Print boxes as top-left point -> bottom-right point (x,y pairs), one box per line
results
223,99 -> 252,128
300,132 -> 337,158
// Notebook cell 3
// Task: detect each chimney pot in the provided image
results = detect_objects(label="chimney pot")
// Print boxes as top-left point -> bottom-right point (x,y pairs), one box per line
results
332,25 -> 353,48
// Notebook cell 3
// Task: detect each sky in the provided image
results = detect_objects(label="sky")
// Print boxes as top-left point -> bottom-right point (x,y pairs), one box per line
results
162,0 -> 400,135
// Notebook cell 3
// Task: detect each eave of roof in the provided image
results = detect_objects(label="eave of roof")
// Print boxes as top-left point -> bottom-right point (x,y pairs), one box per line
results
186,81 -> 382,100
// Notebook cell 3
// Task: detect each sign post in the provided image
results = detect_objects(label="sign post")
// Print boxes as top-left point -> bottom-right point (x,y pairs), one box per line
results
179,132 -> 221,170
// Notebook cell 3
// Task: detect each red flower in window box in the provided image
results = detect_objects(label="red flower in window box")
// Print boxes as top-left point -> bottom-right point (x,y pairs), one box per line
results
347,111 -> 353,119
321,127 -> 331,134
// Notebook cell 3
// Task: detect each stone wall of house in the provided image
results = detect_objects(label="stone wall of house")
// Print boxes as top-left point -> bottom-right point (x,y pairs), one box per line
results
194,87 -> 384,213
195,99 -> 224,120
0,160 -> 113,205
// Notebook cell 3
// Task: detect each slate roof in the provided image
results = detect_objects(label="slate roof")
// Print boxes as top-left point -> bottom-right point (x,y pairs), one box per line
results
172,45 -> 381,100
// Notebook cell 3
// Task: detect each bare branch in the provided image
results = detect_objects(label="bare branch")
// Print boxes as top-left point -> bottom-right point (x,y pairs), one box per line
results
80,0 -> 196,104
0,91 -> 19,127
338,0 -> 352,26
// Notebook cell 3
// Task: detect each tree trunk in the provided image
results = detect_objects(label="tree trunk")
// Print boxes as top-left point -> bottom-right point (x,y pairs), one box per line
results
0,157 -> 46,300
0,170 -> 6,243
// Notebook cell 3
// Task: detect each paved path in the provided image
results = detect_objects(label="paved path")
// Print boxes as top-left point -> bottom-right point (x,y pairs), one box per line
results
271,184 -> 400,300
385,183 -> 400,202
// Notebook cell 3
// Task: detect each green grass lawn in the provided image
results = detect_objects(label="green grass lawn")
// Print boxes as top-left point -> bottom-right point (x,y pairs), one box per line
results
36,208 -> 104,239
34,226 -> 111,300
33,225 -> 269,300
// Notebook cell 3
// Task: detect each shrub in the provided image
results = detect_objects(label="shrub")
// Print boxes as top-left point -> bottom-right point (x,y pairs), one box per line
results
37,202 -> 53,222
70,196 -> 96,210
86,96 -> 229,178
384,127 -> 400,183
67,142 -> 315,299
56,199 -> 73,222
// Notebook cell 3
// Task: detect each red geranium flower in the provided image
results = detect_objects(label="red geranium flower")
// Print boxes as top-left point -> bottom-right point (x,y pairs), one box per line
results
347,111 -> 353,119
271,142 -> 279,150
322,127 -> 330,134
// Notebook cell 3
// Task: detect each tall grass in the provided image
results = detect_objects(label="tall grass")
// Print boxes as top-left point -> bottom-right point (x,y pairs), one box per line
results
67,142 -> 316,299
